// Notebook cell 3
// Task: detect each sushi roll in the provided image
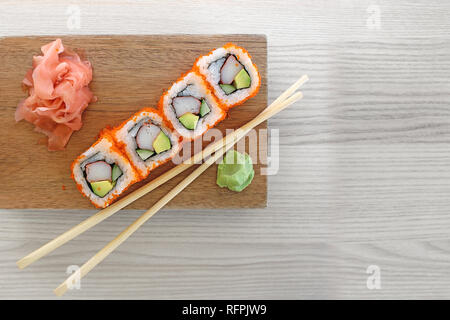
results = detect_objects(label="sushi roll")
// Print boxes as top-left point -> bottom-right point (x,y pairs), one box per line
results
71,132 -> 140,208
159,71 -> 226,141
111,108 -> 182,178
193,43 -> 261,110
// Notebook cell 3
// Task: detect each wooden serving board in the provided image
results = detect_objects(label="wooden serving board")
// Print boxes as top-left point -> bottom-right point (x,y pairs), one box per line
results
0,35 -> 267,209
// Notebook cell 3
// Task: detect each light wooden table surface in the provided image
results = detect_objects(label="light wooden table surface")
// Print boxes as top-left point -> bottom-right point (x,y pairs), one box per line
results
1,0 -> 450,299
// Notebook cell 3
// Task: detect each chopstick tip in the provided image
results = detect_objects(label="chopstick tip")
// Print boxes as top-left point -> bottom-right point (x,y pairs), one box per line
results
16,258 -> 28,270
54,283 -> 68,297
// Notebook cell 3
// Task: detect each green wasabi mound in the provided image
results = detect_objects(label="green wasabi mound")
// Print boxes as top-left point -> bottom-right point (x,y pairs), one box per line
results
216,150 -> 254,192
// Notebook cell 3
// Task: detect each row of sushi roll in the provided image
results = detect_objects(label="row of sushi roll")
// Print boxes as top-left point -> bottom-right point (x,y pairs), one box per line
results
72,43 -> 261,208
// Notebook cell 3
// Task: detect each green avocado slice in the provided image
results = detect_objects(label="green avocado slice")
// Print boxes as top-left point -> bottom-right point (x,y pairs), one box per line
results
219,84 -> 236,95
136,149 -> 155,160
233,69 -> 251,89
200,99 -> 211,117
111,164 -> 123,182
153,131 -> 171,153
178,112 -> 199,130
90,180 -> 114,198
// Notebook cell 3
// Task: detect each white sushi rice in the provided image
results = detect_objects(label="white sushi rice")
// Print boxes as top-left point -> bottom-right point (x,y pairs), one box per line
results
160,71 -> 225,140
72,136 -> 137,208
195,45 -> 260,108
113,109 -> 181,177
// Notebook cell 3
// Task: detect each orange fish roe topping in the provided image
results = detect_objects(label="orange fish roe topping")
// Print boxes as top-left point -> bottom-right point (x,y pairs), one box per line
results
73,43 -> 260,208
158,69 -> 227,143
71,131 -> 140,208
109,107 -> 181,178
193,42 -> 261,110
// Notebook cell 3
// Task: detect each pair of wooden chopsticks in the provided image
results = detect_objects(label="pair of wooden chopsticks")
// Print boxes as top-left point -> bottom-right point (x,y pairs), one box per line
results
17,74 -> 309,296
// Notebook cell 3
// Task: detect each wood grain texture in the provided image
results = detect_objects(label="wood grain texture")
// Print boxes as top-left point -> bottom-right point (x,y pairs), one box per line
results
0,35 -> 267,209
1,0 -> 450,299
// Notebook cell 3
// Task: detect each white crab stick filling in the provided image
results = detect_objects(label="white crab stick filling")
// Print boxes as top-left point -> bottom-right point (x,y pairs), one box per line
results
86,161 -> 112,182
136,124 -> 160,150
172,96 -> 201,117
220,55 -> 243,84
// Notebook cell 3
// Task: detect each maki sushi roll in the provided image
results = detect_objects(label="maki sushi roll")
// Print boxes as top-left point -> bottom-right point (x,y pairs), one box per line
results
71,132 -> 140,208
159,71 -> 226,140
111,108 -> 182,178
194,43 -> 261,110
